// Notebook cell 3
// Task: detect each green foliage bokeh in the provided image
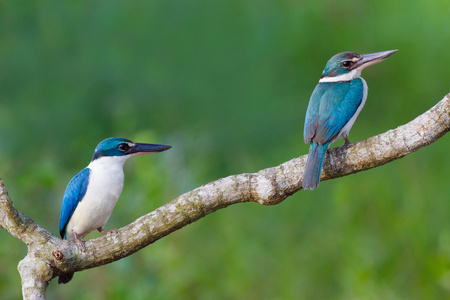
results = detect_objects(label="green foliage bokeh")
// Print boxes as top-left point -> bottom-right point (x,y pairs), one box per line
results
0,0 -> 450,299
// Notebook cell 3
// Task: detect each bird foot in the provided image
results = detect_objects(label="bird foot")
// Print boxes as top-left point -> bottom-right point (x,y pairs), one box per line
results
339,136 -> 351,149
73,232 -> 86,252
97,227 -> 118,236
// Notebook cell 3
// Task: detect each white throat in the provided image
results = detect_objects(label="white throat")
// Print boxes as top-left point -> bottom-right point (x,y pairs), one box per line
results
88,155 -> 130,171
319,69 -> 361,83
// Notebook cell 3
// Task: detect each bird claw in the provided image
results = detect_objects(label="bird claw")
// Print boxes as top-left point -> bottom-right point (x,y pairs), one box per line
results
73,232 -> 86,252
339,136 -> 351,148
75,240 -> 86,252
97,227 -> 118,236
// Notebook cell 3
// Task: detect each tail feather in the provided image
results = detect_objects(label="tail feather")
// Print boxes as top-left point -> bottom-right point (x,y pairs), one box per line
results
302,143 -> 328,190
58,273 -> 74,284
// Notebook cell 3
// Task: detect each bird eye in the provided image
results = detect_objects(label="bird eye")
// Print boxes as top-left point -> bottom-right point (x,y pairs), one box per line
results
118,143 -> 130,152
341,61 -> 352,68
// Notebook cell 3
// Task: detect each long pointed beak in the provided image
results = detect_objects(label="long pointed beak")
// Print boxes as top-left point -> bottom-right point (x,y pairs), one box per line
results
129,143 -> 172,155
354,49 -> 398,70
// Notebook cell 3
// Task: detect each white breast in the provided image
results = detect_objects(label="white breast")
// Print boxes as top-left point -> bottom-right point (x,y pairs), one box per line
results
66,156 -> 129,240
332,77 -> 368,144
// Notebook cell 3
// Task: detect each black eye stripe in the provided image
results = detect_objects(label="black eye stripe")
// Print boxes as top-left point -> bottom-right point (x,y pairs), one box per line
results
118,143 -> 130,152
341,61 -> 352,68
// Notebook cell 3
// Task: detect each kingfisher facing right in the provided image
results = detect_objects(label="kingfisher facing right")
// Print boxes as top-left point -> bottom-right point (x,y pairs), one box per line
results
302,49 -> 397,190
58,137 -> 171,284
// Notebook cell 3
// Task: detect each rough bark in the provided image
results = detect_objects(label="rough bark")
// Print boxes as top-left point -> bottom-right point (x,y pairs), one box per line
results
0,94 -> 448,299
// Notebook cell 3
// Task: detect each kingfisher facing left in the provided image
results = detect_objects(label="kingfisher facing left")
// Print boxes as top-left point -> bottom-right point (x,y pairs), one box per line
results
303,50 -> 397,190
58,137 -> 171,284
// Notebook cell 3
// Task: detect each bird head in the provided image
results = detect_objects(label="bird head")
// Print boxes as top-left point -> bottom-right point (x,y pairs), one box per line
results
320,50 -> 397,82
92,137 -> 172,161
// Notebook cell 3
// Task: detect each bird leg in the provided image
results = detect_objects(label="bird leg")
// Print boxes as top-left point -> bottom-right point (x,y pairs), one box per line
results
72,232 -> 86,252
343,135 -> 351,147
97,227 -> 118,235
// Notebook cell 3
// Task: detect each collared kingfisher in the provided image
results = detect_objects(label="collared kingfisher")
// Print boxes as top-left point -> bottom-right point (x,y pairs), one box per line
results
302,50 -> 397,190
58,137 -> 171,284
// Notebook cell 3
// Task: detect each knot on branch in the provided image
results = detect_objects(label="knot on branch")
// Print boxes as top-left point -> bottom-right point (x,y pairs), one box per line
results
52,250 -> 64,261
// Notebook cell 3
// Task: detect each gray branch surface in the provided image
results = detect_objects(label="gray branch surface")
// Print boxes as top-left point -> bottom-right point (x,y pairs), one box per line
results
0,94 -> 449,299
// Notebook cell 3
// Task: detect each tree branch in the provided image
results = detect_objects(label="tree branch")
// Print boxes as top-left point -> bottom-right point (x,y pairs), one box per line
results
0,93 -> 448,299
0,179 -> 23,230
52,93 -> 450,273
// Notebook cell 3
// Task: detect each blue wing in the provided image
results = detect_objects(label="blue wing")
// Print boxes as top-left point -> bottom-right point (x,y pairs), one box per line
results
59,168 -> 90,239
304,78 -> 364,145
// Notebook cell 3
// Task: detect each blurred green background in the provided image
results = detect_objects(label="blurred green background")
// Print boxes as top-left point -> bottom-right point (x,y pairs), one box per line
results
1,0 -> 449,299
